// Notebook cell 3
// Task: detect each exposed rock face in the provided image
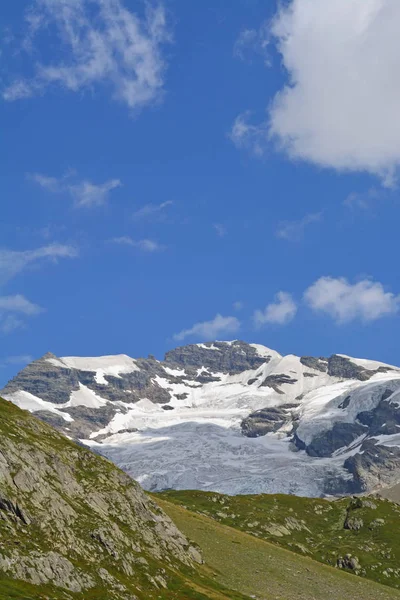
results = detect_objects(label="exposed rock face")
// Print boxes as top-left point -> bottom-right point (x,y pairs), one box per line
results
2,341 -> 400,498
327,355 -> 393,381
304,422 -> 368,458
165,341 -> 270,374
241,405 -> 296,438
0,397 -> 201,598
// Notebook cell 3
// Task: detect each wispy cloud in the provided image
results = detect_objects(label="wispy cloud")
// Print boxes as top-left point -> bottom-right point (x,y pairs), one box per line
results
5,355 -> 33,364
0,294 -> 43,334
29,171 -> 121,208
231,0 -> 400,185
29,173 -> 61,193
344,188 -> 382,211
276,212 -> 322,242
111,236 -> 164,252
70,179 -> 122,208
3,0 -> 171,112
174,314 -> 241,342
132,201 -> 173,221
254,292 -> 297,327
0,354 -> 34,367
0,244 -> 78,284
213,224 -> 227,237
233,301 -> 243,311
304,276 -> 400,324
234,23 -> 270,64
229,111 -> 267,156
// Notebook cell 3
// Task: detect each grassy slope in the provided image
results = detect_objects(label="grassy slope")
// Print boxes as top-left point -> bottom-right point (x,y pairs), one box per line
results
158,490 -> 400,592
0,398 -> 249,600
157,497 -> 400,600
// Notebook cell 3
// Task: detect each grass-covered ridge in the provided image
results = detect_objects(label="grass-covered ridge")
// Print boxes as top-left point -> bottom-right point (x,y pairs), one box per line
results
158,489 -> 400,591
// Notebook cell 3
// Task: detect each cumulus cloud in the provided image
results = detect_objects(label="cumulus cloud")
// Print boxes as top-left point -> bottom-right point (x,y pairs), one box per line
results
3,0 -> 171,111
30,172 -> 121,208
254,292 -> 297,327
0,295 -> 43,334
276,212 -> 322,241
132,201 -> 173,221
233,0 -> 400,185
111,236 -> 164,252
173,314 -> 241,342
0,244 -> 78,284
304,276 -> 400,323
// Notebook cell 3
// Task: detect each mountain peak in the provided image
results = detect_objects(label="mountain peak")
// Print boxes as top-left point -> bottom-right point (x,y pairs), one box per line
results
2,341 -> 400,499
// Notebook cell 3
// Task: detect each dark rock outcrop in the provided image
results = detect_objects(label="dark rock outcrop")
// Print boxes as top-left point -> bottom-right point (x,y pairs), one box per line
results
241,405 -> 296,438
165,341 -> 269,374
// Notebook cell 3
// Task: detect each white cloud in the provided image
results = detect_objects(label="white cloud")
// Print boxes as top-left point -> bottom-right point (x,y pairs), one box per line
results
229,111 -> 267,157
0,295 -> 43,315
276,212 -> 322,241
234,25 -> 270,64
1,354 -> 34,366
0,316 -> 25,334
344,187 -> 383,211
304,276 -> 400,323
132,201 -> 173,221
0,295 -> 43,334
4,0 -> 171,112
111,236 -> 164,252
0,244 -> 78,284
173,314 -> 241,342
213,224 -> 227,237
29,173 -> 62,193
30,172 -> 121,208
233,0 -> 400,185
233,301 -> 243,311
254,292 -> 297,327
69,179 -> 121,208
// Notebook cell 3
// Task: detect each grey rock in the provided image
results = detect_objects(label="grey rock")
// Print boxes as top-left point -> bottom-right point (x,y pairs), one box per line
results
304,422 -> 367,458
241,405 -> 296,438
0,398 -> 201,596
165,340 -> 269,374
328,354 -> 394,381
300,356 -> 328,373
259,374 -> 298,393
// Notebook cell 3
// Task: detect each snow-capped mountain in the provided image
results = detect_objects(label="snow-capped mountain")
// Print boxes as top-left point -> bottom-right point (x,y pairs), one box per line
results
2,341 -> 400,497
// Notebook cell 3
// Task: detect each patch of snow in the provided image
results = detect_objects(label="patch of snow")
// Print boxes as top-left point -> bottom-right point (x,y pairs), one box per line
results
63,384 -> 108,409
164,366 -> 186,377
196,343 -> 221,351
4,390 -> 74,422
46,354 -> 139,377
250,344 -> 282,360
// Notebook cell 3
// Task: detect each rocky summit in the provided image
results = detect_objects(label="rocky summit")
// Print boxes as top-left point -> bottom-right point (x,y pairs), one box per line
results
2,340 -> 400,497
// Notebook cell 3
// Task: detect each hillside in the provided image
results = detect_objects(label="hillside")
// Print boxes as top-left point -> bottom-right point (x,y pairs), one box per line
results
159,490 -> 400,591
2,396 -> 400,600
2,341 -> 400,498
0,397 -> 247,600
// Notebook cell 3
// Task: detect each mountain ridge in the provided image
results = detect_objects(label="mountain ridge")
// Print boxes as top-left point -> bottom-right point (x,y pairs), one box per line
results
2,340 -> 400,498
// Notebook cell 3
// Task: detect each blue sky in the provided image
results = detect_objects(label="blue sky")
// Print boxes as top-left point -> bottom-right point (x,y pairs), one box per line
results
1,0 -> 400,385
